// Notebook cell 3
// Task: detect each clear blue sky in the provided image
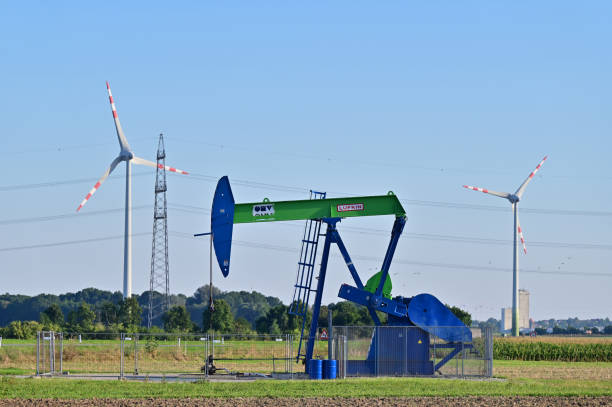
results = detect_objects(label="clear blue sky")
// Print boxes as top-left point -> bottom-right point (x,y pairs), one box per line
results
1,2 -> 611,321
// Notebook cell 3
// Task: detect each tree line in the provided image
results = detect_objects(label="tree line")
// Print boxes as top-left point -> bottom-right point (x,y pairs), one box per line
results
0,286 -> 473,339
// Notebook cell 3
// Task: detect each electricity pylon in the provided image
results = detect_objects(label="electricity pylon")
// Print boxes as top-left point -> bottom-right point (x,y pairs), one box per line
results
148,133 -> 171,328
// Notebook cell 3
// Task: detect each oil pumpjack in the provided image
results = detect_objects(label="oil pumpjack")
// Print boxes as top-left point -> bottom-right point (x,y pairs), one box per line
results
208,176 -> 472,375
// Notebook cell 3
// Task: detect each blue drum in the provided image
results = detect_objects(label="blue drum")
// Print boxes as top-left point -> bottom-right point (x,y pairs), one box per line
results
308,359 -> 323,380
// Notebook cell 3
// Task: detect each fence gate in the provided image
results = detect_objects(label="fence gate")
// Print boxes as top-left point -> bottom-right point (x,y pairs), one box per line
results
36,331 -> 62,375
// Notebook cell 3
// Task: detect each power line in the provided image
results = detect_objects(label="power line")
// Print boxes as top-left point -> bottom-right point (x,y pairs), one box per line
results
402,199 -> 612,217
170,232 -> 612,278
0,205 -> 150,226
167,209 -> 612,251
171,137 -> 612,181
337,225 -> 612,251
0,172 -> 153,192
2,173 -> 611,217
0,233 -> 151,252
6,136 -> 155,155
2,229 -> 608,278
9,135 -> 612,182
2,204 -> 611,251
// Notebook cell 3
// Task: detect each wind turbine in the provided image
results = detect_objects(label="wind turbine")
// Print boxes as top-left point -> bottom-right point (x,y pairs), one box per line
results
463,156 -> 547,336
76,82 -> 188,298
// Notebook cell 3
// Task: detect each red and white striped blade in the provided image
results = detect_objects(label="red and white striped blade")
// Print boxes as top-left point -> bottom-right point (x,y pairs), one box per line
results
462,185 -> 510,199
106,81 -> 131,152
517,222 -> 527,254
515,156 -> 548,198
76,156 -> 122,212
131,156 -> 189,175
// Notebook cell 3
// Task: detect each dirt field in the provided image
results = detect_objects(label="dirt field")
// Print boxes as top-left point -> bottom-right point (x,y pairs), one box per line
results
1,397 -> 611,406
494,361 -> 612,380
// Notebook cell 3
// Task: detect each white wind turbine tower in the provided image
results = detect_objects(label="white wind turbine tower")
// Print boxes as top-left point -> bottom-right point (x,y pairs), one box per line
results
76,82 -> 188,298
463,156 -> 547,337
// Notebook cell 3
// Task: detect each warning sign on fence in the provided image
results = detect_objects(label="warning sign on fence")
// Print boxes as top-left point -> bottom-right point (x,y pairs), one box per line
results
320,328 -> 329,341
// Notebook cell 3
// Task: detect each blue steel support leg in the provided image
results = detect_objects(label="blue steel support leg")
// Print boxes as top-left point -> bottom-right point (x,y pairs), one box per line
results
304,219 -> 336,370
331,229 -> 365,290
434,344 -> 463,372
375,216 -> 406,298
332,228 -> 382,326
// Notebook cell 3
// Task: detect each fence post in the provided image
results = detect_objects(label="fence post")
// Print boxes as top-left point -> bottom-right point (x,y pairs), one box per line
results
335,334 -> 347,379
376,326 -> 380,377
36,331 -> 40,375
485,326 -> 493,377
432,328 -> 436,375
120,333 -> 124,379
49,331 -> 54,374
455,337 -> 459,376
134,333 -> 139,375
288,334 -> 291,374
59,332 -> 63,374
461,339 -> 465,377
328,311 -> 333,361
204,334 -> 208,378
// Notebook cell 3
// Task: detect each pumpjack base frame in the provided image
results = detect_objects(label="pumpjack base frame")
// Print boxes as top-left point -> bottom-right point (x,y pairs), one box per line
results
304,216 -> 406,370
346,326 -> 474,377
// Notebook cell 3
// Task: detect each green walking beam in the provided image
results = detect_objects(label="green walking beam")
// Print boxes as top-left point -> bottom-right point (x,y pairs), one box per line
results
234,193 -> 406,224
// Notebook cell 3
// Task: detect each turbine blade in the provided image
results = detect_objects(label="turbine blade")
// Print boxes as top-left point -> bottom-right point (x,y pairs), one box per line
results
76,156 -> 123,212
462,185 -> 510,199
106,81 -> 131,152
517,219 -> 527,254
515,156 -> 548,198
131,156 -> 189,175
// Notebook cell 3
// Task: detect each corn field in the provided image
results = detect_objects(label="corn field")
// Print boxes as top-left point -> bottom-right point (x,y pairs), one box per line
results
494,340 -> 612,362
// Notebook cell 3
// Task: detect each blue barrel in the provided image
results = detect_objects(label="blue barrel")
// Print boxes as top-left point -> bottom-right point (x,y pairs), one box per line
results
308,359 -> 323,380
323,359 -> 337,379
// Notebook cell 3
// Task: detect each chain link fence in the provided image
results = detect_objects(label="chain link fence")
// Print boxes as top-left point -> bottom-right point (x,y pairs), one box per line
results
332,326 -> 493,378
33,327 -> 491,378
62,332 -> 122,375
208,334 -> 294,375
0,336 -> 38,374
34,332 -> 294,378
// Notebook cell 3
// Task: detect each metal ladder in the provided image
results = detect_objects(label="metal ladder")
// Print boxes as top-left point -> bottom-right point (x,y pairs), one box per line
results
289,189 -> 326,362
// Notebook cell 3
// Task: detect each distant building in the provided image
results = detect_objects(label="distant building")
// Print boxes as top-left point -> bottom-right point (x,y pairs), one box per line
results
519,289 -> 530,329
501,307 -> 512,331
500,289 -> 530,332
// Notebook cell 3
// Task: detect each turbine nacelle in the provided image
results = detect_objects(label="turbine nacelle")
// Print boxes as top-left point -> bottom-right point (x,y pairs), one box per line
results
507,194 -> 519,204
119,150 -> 134,161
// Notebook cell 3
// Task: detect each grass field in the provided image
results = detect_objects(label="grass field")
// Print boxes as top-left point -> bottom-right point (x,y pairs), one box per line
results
0,358 -> 611,400
2,335 -> 612,402
0,376 -> 611,399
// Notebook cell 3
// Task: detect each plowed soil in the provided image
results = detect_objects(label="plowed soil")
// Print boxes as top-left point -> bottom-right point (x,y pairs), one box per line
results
1,397 -> 611,406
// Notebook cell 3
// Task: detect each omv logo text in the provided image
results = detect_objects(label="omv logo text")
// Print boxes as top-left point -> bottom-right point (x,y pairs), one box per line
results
253,204 -> 275,216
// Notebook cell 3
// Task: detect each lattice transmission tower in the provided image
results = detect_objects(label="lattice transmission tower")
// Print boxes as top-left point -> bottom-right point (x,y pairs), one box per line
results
148,133 -> 170,328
